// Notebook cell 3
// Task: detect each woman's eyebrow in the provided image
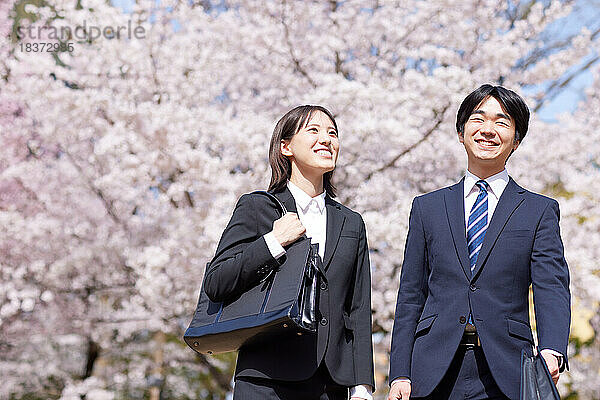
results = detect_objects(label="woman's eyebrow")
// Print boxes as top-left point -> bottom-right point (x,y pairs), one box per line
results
306,123 -> 337,131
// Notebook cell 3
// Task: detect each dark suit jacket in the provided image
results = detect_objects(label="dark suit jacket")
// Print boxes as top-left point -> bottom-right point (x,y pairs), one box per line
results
204,188 -> 375,389
389,177 -> 570,399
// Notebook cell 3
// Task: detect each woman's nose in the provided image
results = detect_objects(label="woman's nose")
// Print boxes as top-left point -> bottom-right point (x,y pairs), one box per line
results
318,130 -> 331,144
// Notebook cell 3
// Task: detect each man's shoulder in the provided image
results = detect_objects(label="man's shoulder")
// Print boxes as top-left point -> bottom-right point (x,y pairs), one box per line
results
414,181 -> 461,203
510,179 -> 559,207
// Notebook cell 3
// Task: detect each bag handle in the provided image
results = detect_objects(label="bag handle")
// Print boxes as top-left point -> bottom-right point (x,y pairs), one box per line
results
250,190 -> 288,216
249,191 -> 289,283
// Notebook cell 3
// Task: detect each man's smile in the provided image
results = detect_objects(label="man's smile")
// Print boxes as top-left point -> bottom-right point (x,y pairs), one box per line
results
475,138 -> 499,148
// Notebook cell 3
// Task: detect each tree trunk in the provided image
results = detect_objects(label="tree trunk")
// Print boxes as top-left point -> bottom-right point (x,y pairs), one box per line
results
149,331 -> 166,400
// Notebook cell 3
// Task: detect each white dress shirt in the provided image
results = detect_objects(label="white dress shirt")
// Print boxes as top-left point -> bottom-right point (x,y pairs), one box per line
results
263,181 -> 327,259
463,169 -> 509,227
263,181 -> 372,400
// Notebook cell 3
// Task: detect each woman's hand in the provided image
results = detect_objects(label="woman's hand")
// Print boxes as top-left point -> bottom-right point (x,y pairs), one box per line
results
271,213 -> 306,246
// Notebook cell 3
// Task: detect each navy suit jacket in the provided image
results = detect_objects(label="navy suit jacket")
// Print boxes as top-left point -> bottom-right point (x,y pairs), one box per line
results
389,177 -> 570,399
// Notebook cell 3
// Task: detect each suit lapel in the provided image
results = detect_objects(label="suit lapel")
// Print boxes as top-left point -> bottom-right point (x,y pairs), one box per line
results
323,196 -> 345,270
471,178 -> 525,279
445,178 -> 470,279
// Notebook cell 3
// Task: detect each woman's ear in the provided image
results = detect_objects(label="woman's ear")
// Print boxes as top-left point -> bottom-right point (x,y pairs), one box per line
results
281,140 -> 293,157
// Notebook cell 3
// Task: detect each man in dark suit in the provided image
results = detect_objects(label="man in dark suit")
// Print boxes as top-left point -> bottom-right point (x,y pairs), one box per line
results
388,85 -> 570,400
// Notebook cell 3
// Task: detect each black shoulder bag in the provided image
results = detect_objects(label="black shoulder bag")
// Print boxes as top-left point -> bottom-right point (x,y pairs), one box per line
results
183,191 -> 325,355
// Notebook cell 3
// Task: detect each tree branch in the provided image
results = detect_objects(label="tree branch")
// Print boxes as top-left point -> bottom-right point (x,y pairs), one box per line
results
281,0 -> 317,88
363,105 -> 449,181
534,55 -> 600,112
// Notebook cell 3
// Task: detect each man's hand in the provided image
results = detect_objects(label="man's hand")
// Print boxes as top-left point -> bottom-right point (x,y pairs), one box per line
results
540,350 -> 560,385
388,380 -> 411,400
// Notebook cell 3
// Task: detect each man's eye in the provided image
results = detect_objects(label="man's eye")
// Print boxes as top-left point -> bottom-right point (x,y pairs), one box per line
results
497,121 -> 509,127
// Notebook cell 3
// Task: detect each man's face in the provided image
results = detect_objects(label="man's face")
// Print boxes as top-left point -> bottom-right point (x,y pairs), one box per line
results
459,96 -> 519,174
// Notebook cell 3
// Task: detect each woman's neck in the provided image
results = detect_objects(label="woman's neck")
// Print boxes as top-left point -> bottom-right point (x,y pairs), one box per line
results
289,167 -> 324,198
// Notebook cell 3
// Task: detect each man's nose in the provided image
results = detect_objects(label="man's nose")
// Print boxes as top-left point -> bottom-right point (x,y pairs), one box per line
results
480,120 -> 495,134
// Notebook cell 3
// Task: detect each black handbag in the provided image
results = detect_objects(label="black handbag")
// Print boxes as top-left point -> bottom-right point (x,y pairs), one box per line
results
183,191 -> 326,355
520,347 -> 561,400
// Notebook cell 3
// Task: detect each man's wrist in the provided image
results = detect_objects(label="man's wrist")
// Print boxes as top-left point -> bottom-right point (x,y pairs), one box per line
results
391,377 -> 411,386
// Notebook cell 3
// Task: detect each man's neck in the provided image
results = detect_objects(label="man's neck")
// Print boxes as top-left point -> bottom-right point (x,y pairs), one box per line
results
467,163 -> 505,180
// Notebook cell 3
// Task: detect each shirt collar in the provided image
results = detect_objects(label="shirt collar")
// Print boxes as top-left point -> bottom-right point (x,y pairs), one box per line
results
287,181 -> 326,214
464,169 -> 509,199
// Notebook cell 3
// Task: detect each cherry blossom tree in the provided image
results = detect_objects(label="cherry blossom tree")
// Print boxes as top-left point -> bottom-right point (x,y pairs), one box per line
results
1,0 -> 599,398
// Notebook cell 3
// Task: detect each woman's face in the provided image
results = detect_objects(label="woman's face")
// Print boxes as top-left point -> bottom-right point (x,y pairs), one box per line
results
281,111 -> 340,177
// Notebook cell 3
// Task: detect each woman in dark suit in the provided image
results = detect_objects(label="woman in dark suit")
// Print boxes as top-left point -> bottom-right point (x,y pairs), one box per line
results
204,105 -> 375,400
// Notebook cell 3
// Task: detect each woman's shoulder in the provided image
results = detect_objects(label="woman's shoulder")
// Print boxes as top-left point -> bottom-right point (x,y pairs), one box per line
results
234,190 -> 284,213
326,197 -> 365,226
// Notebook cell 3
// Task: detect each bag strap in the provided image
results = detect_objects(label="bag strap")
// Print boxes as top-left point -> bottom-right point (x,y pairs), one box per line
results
251,191 -> 329,282
248,191 -> 289,283
249,190 -> 288,216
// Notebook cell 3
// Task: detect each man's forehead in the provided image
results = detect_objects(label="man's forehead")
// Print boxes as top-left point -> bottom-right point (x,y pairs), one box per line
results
471,109 -> 512,119
471,97 -> 512,120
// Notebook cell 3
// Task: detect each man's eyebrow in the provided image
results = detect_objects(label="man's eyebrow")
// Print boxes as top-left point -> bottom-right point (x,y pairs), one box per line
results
470,110 -> 511,120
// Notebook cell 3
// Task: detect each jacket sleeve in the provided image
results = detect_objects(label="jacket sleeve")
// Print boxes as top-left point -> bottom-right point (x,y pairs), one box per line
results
204,193 -> 280,302
349,215 -> 375,389
389,197 -> 429,382
530,199 -> 571,368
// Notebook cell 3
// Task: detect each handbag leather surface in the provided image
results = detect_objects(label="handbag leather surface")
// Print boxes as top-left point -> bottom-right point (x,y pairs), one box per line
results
183,191 -> 325,355
520,347 -> 561,400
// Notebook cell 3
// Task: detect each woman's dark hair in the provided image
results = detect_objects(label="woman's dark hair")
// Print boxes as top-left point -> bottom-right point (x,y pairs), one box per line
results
456,84 -> 530,143
268,105 -> 338,197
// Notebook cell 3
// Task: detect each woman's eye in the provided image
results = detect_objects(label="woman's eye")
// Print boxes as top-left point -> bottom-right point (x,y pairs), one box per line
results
329,131 -> 338,137
308,128 -> 318,133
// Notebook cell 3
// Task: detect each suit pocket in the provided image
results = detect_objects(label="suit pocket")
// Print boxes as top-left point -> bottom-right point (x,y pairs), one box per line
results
340,229 -> 359,238
507,318 -> 534,343
415,314 -> 437,337
503,229 -> 532,238
342,312 -> 354,343
342,312 -> 354,331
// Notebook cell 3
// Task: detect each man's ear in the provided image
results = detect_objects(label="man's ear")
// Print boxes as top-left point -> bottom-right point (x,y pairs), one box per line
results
458,131 -> 464,144
281,140 -> 293,157
513,140 -> 520,151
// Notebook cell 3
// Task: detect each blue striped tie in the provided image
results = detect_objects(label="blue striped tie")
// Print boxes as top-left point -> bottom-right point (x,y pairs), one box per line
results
467,180 -> 489,275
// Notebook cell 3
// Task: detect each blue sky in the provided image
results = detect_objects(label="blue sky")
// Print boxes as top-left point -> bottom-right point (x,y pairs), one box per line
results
110,0 -> 599,122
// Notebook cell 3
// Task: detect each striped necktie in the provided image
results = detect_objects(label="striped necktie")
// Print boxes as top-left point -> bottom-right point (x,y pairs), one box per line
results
467,180 -> 489,275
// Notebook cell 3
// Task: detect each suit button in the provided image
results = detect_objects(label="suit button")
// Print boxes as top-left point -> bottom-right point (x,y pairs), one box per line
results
470,284 -> 477,291
320,282 -> 328,290
320,317 -> 328,326
459,316 -> 466,324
